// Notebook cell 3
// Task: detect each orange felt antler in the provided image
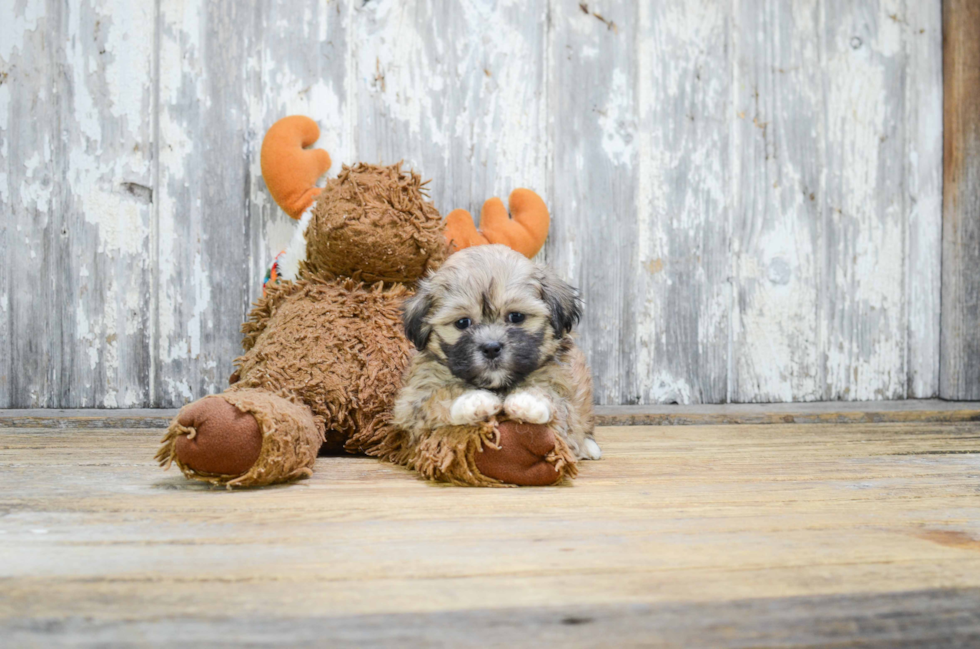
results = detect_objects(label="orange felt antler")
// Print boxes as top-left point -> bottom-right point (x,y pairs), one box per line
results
444,189 -> 550,258
260,116 -> 332,219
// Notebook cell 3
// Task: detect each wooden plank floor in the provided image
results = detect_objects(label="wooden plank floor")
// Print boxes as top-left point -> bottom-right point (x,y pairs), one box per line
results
2,420 -> 980,647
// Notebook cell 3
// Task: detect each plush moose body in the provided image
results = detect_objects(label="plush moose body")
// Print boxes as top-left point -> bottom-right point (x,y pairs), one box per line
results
156,116 -> 578,487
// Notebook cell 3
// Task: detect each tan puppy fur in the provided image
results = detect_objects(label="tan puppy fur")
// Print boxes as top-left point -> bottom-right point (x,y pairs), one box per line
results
394,245 -> 601,461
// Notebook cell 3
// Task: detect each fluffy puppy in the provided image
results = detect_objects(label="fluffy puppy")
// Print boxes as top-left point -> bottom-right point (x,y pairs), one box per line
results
394,244 -> 601,461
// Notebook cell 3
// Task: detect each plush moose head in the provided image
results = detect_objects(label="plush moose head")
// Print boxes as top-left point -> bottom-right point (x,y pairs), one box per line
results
260,116 -> 551,286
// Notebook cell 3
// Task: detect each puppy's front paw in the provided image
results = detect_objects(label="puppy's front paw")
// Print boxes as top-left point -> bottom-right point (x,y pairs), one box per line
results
581,437 -> 603,460
503,391 -> 552,424
451,390 -> 503,425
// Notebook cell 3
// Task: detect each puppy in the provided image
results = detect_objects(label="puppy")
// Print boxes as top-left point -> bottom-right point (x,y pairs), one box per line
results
394,244 -> 601,461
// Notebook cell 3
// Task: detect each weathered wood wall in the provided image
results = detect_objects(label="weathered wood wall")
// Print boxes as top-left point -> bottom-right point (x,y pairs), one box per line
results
0,0 -> 945,408
941,0 -> 980,400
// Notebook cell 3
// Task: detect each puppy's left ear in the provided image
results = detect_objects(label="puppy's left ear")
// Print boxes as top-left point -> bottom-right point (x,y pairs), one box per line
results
539,268 -> 582,337
403,282 -> 435,350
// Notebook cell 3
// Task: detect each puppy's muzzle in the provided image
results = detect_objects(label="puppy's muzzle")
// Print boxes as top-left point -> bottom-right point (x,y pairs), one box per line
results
480,341 -> 503,360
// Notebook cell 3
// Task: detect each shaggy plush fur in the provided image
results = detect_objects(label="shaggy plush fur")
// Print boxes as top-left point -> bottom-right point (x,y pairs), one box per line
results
401,419 -> 578,487
231,277 -> 414,455
304,163 -> 446,283
158,163 -> 443,486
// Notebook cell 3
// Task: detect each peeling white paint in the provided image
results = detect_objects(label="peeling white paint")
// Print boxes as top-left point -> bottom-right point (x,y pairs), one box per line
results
74,180 -> 148,255
100,3 -> 154,123
13,0 -> 152,407
19,151 -> 51,211
75,300 -> 101,371
0,0 -> 945,407
632,0 -> 732,404
0,0 -> 45,60
352,0 -> 548,207
355,2 -> 444,149
155,0 -> 202,367
647,371 -> 695,405
597,69 -> 635,167
165,378 -> 193,402
186,249 -> 211,360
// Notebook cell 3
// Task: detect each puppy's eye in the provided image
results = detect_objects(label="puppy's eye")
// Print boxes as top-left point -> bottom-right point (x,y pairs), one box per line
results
507,312 -> 526,324
454,318 -> 472,330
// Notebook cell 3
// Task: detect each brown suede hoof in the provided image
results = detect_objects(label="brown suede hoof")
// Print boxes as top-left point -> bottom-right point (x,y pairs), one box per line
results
174,398 -> 263,476
474,421 -> 562,486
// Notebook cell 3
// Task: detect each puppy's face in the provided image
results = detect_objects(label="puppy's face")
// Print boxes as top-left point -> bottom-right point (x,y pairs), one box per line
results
403,245 -> 581,390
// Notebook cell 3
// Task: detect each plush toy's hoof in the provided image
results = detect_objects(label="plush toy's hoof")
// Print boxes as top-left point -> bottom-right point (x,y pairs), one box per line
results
475,421 -> 563,486
173,398 -> 263,476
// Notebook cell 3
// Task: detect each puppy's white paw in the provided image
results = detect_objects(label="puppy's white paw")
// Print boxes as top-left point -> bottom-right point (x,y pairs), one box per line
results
581,437 -> 603,460
450,390 -> 503,425
503,391 -> 552,424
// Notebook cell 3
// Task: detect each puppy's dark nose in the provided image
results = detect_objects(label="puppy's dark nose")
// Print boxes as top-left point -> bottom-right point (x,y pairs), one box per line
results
480,341 -> 503,359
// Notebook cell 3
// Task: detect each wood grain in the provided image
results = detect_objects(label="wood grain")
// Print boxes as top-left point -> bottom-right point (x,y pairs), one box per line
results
1,0 -> 155,408
732,0 -> 943,402
822,0 -> 910,401
8,589 -> 980,648
351,0 -> 550,221
905,1 -> 944,398
631,1 -> 732,405
940,0 -> 980,400
2,420 -> 979,645
245,0 -> 353,308
3,399 -> 980,429
0,0 -> 946,407
549,1 -> 639,405
152,0 -> 255,406
731,0 -> 824,402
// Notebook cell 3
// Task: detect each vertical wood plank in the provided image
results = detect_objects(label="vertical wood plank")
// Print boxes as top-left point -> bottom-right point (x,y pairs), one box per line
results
821,0 -> 909,400
153,0 -> 255,406
65,0 -> 156,407
548,1 -> 638,405
1,0 -> 155,407
0,1 -> 58,407
731,0 -> 824,402
940,0 -> 980,399
350,0 -> 550,219
632,0 -> 732,404
733,0 -> 937,403
905,2 -> 943,398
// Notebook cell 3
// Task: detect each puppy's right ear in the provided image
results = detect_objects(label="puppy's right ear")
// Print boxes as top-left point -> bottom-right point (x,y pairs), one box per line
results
403,283 -> 434,350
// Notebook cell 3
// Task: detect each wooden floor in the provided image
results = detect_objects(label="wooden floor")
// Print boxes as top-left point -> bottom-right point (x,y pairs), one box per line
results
2,417 -> 980,647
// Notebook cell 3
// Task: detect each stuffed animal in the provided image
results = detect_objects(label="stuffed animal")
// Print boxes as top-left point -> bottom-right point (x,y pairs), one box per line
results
155,115 -> 577,487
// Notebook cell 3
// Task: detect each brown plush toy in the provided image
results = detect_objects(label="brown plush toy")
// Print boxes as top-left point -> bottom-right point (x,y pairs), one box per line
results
156,115 -> 577,488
